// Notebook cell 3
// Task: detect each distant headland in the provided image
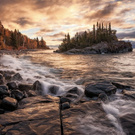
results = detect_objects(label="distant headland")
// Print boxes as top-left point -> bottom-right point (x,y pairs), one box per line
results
56,22 -> 133,54
0,21 -> 49,50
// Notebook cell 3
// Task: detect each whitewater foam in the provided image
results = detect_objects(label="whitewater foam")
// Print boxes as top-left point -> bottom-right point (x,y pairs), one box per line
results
0,55 -> 84,96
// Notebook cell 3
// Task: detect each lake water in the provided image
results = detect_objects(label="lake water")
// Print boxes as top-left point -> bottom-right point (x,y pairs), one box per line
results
0,49 -> 135,135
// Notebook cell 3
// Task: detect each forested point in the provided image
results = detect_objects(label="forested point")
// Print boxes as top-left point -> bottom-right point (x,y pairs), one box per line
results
0,21 -> 49,50
58,22 -> 118,52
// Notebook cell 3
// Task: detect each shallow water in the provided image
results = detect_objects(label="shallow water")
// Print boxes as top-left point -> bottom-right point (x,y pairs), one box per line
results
0,49 -> 135,134
21,49 -> 135,86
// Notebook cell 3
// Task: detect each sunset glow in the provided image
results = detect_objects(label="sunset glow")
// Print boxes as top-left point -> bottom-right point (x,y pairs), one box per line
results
0,0 -> 135,45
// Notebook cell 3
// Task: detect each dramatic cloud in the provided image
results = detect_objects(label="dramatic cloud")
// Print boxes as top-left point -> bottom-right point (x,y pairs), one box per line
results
117,31 -> 135,39
0,0 -> 135,45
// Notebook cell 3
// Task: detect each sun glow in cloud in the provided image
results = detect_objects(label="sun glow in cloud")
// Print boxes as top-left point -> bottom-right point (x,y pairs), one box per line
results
0,0 -> 135,46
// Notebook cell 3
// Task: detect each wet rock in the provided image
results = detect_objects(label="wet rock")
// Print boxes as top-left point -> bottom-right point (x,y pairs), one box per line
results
0,70 -> 15,75
1,97 -> 18,111
18,84 -> 32,92
61,102 -> 70,110
0,73 -> 5,85
0,85 -> 8,91
0,108 -> 5,114
3,73 -> 12,81
0,95 -> 61,135
60,97 -> 72,104
122,90 -> 135,99
62,101 -> 117,135
7,82 -> 17,90
67,87 -> 81,95
85,82 -> 116,98
66,93 -> 78,98
112,82 -> 131,89
12,73 -> 23,81
23,91 -> 28,98
27,90 -> 37,97
98,93 -> 108,102
48,85 -> 59,95
120,113 -> 135,135
11,90 -> 24,101
33,80 -> 43,95
0,87 -> 9,96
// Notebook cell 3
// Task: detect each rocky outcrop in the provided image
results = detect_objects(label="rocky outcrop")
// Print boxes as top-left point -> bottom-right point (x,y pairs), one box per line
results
63,41 -> 132,54
62,101 -> 118,135
85,82 -> 117,98
0,95 -> 61,135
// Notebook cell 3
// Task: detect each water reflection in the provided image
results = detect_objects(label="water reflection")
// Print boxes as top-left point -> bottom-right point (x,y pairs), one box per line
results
23,49 -> 135,86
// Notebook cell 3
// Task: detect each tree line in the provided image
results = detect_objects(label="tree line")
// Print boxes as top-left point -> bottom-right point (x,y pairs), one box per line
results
0,21 -> 48,50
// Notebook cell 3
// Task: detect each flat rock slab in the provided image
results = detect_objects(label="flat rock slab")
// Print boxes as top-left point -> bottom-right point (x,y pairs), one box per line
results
0,95 -> 61,135
62,101 -> 118,135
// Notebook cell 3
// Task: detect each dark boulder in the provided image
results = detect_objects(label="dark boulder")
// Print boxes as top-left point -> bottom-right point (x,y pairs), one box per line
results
120,113 -> 135,135
11,90 -> 24,101
3,73 -> 12,81
7,82 -> 17,90
18,84 -> 32,92
60,97 -> 72,104
33,80 -> 43,95
112,82 -> 131,89
0,85 -> 9,98
66,87 -> 81,95
0,85 -> 8,91
12,73 -> 23,81
61,102 -> 70,110
0,87 -> 9,96
85,82 -> 117,98
48,85 -> 59,95
1,97 -> 18,111
0,73 -> 5,85
0,108 -> 5,114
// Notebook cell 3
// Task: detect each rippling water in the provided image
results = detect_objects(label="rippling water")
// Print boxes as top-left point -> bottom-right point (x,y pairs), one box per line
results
23,49 -> 135,86
0,49 -> 135,135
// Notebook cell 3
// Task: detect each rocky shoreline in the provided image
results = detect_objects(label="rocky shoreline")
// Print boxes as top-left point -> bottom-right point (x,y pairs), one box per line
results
0,52 -> 135,134
56,41 -> 133,54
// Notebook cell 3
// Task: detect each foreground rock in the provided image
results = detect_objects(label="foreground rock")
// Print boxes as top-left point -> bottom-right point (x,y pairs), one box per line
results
0,95 -> 61,135
62,101 -> 118,135
85,82 -> 117,98
62,41 -> 132,54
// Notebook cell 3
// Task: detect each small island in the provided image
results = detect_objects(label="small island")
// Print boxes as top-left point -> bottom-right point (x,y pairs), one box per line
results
56,22 -> 133,54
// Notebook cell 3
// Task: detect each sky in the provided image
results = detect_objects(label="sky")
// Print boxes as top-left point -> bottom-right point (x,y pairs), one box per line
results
0,0 -> 135,46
